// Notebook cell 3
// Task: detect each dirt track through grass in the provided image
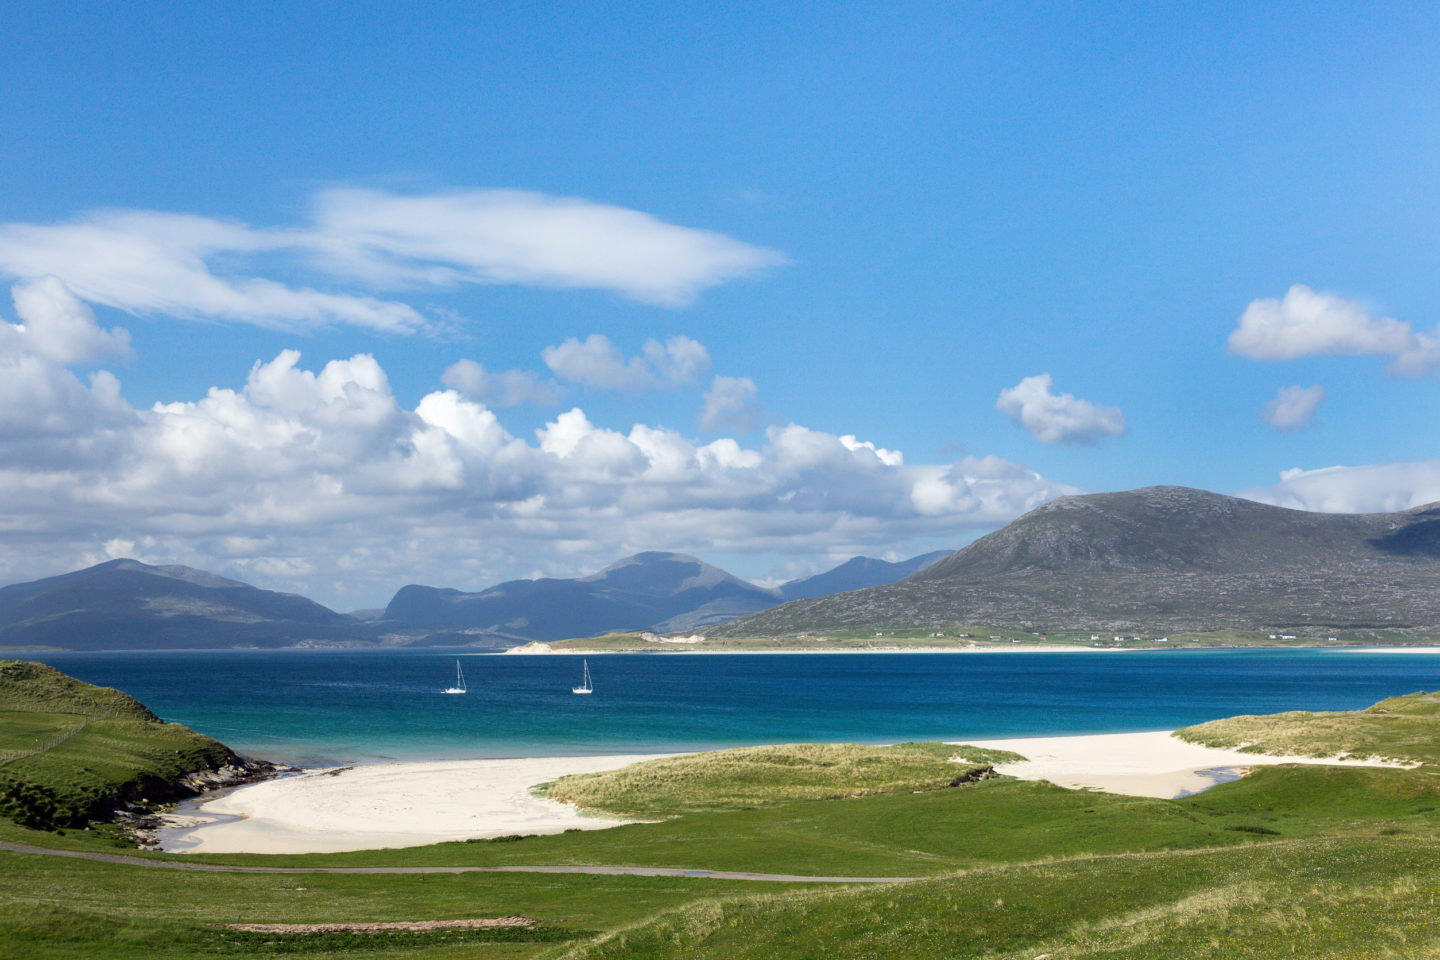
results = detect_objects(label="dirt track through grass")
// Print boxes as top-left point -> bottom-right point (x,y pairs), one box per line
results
0,841 -> 917,883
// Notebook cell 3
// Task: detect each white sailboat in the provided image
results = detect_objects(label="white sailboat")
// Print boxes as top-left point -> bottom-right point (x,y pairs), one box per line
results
442,659 -> 467,695
571,659 -> 593,695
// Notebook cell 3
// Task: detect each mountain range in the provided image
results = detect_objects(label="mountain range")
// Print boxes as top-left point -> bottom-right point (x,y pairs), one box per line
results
0,549 -> 949,651
0,559 -> 358,651
17,486 -> 1435,650
383,549 -> 950,641
710,486 -> 1440,636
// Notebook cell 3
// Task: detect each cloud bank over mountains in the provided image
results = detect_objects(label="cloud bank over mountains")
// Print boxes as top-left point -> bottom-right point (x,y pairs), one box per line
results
0,283 -> 1074,605
1241,461 -> 1440,516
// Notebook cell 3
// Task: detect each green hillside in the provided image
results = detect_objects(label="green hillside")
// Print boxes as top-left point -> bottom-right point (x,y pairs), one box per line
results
0,660 -> 235,829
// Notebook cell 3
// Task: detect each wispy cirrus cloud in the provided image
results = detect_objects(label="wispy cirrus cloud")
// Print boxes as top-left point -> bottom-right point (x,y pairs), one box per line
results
308,188 -> 788,307
0,188 -> 787,334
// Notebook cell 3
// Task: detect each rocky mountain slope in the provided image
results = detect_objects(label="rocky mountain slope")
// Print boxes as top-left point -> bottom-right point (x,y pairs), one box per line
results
708,487 -> 1440,635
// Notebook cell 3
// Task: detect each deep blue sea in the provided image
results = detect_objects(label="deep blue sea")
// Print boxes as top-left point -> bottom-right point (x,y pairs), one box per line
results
19,648 -> 1440,766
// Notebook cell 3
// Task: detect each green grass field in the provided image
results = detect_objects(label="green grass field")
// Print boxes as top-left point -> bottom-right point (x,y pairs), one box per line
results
7,666 -> 1440,957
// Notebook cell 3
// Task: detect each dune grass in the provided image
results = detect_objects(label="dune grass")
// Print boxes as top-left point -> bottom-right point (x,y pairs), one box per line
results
1175,690 -> 1440,765
542,742 -> 1023,818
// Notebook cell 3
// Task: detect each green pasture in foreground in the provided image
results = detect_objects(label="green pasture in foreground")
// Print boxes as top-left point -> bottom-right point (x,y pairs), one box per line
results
7,765 -> 1440,959
560,838 -> 1440,960
543,741 -> 1023,818
0,849 -> 778,960
1177,689 -> 1440,765
8,668 -> 1440,958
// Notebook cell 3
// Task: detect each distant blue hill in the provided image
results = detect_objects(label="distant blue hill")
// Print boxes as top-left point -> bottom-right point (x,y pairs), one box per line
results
0,558 -> 357,651
777,551 -> 951,601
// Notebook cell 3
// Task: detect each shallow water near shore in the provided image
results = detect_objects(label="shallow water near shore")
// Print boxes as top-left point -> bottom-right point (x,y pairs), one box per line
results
22,647 -> 1440,765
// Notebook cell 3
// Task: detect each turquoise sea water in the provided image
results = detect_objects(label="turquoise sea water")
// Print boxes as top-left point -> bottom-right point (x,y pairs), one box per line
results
22,648 -> 1440,766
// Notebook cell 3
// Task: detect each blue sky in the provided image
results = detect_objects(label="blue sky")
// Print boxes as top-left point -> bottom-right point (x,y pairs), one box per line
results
2,3 -> 1438,607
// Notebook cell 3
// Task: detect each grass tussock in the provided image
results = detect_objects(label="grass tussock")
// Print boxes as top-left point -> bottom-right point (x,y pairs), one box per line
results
544,742 -> 1023,817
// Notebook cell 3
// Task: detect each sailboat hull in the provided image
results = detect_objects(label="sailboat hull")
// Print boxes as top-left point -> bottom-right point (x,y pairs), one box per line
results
443,659 -> 467,694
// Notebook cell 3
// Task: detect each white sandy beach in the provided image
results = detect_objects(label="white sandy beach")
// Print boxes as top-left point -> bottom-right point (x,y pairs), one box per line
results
954,730 -> 1415,799
161,754 -> 673,855
161,732 -> 1417,855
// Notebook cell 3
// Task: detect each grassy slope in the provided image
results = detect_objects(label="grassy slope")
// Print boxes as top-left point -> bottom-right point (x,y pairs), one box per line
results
0,660 -> 234,828
1176,689 -> 1440,765
543,742 -> 1022,818
0,852 -> 778,960
558,839 -> 1440,960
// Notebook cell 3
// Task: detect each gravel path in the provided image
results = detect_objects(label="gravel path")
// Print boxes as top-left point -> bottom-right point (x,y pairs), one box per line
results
0,840 -> 916,884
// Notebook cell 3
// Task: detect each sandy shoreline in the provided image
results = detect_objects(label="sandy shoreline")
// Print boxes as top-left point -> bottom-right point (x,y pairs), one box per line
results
159,732 -> 1415,855
160,754 -> 674,855
954,730 -> 1414,799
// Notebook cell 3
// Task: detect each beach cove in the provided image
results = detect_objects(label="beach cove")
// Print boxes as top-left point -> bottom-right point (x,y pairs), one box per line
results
157,729 -> 1415,854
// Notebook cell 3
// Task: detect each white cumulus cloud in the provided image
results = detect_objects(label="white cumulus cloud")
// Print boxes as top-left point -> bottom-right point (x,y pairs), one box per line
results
6,276 -> 131,365
542,334 -> 712,391
442,359 -> 564,407
700,376 -> 763,432
1228,285 -> 1440,377
995,373 -> 1127,445
1262,384 -> 1325,430
0,342 -> 1077,607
